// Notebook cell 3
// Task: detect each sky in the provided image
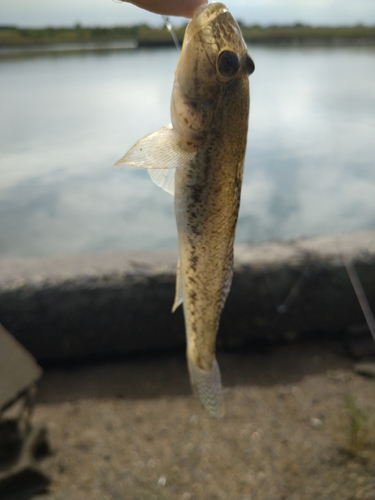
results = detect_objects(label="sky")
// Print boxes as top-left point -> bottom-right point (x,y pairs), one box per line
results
1,0 -> 374,28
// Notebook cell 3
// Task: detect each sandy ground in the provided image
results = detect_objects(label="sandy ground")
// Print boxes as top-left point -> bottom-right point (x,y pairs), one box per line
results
32,338 -> 375,500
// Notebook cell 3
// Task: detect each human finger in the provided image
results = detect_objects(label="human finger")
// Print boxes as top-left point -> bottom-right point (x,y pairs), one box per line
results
125,0 -> 206,18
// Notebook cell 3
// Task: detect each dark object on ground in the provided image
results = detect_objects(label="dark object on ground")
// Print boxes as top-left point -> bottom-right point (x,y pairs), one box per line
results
0,325 -> 50,499
0,420 -> 50,500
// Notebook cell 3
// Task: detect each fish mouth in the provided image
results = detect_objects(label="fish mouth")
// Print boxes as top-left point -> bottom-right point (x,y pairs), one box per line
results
187,2 -> 229,38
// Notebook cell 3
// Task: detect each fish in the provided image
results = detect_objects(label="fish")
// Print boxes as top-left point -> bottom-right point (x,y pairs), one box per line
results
115,2 -> 255,417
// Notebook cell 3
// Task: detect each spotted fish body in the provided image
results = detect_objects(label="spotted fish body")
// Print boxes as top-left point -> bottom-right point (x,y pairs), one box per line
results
115,3 -> 254,416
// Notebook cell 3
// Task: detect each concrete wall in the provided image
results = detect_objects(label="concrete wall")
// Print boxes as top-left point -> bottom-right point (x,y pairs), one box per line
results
0,231 -> 374,362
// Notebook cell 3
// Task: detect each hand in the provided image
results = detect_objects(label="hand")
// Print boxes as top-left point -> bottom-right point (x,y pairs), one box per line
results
126,0 -> 207,18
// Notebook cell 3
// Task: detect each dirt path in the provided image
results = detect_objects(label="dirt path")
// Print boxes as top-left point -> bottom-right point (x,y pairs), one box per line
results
33,339 -> 375,500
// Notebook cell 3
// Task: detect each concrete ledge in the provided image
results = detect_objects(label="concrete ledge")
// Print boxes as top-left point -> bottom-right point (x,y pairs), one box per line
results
0,231 -> 374,361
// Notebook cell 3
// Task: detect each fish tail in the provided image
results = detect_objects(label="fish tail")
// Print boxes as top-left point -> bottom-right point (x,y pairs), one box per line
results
187,353 -> 223,418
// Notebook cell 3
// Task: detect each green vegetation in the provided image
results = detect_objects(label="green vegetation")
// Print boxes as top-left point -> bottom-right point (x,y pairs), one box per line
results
241,23 -> 375,44
340,392 -> 375,458
0,24 -> 185,46
0,23 -> 374,47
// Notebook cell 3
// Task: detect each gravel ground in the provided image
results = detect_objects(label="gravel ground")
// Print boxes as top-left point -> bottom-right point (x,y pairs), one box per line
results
33,339 -> 375,500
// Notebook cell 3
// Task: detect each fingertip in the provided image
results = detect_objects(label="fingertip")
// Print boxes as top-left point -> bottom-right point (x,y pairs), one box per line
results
182,0 -> 208,18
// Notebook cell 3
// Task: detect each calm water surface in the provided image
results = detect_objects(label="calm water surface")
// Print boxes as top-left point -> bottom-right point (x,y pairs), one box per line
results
0,46 -> 374,258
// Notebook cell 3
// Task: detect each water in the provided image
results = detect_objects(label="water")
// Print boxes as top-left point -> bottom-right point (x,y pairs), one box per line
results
1,46 -> 374,259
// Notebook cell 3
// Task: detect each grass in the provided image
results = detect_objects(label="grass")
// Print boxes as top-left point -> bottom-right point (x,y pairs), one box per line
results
341,392 -> 375,458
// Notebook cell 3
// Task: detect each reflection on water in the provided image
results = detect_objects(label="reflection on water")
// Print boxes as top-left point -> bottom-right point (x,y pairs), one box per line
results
0,46 -> 374,258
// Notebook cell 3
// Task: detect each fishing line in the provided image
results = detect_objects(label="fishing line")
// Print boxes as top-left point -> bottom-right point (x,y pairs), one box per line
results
261,258 -> 313,314
162,16 -> 181,51
262,232 -> 375,350
343,258 -> 375,342
335,236 -> 375,343
113,1 -> 181,51
276,262 -> 313,314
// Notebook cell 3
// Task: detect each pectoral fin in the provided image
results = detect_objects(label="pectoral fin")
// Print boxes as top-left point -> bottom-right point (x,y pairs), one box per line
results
148,168 -> 176,196
114,125 -> 196,170
115,125 -> 197,195
188,354 -> 223,418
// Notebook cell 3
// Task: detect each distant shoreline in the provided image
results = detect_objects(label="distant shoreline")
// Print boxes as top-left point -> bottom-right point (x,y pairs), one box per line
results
0,24 -> 374,53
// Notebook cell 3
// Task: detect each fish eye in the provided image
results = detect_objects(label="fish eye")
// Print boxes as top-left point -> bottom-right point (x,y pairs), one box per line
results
217,50 -> 240,78
245,54 -> 255,75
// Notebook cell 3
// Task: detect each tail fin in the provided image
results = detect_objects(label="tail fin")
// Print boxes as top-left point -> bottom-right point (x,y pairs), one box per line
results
187,354 -> 223,418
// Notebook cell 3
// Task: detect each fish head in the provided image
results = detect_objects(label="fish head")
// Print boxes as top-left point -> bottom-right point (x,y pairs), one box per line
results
171,2 -> 255,142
